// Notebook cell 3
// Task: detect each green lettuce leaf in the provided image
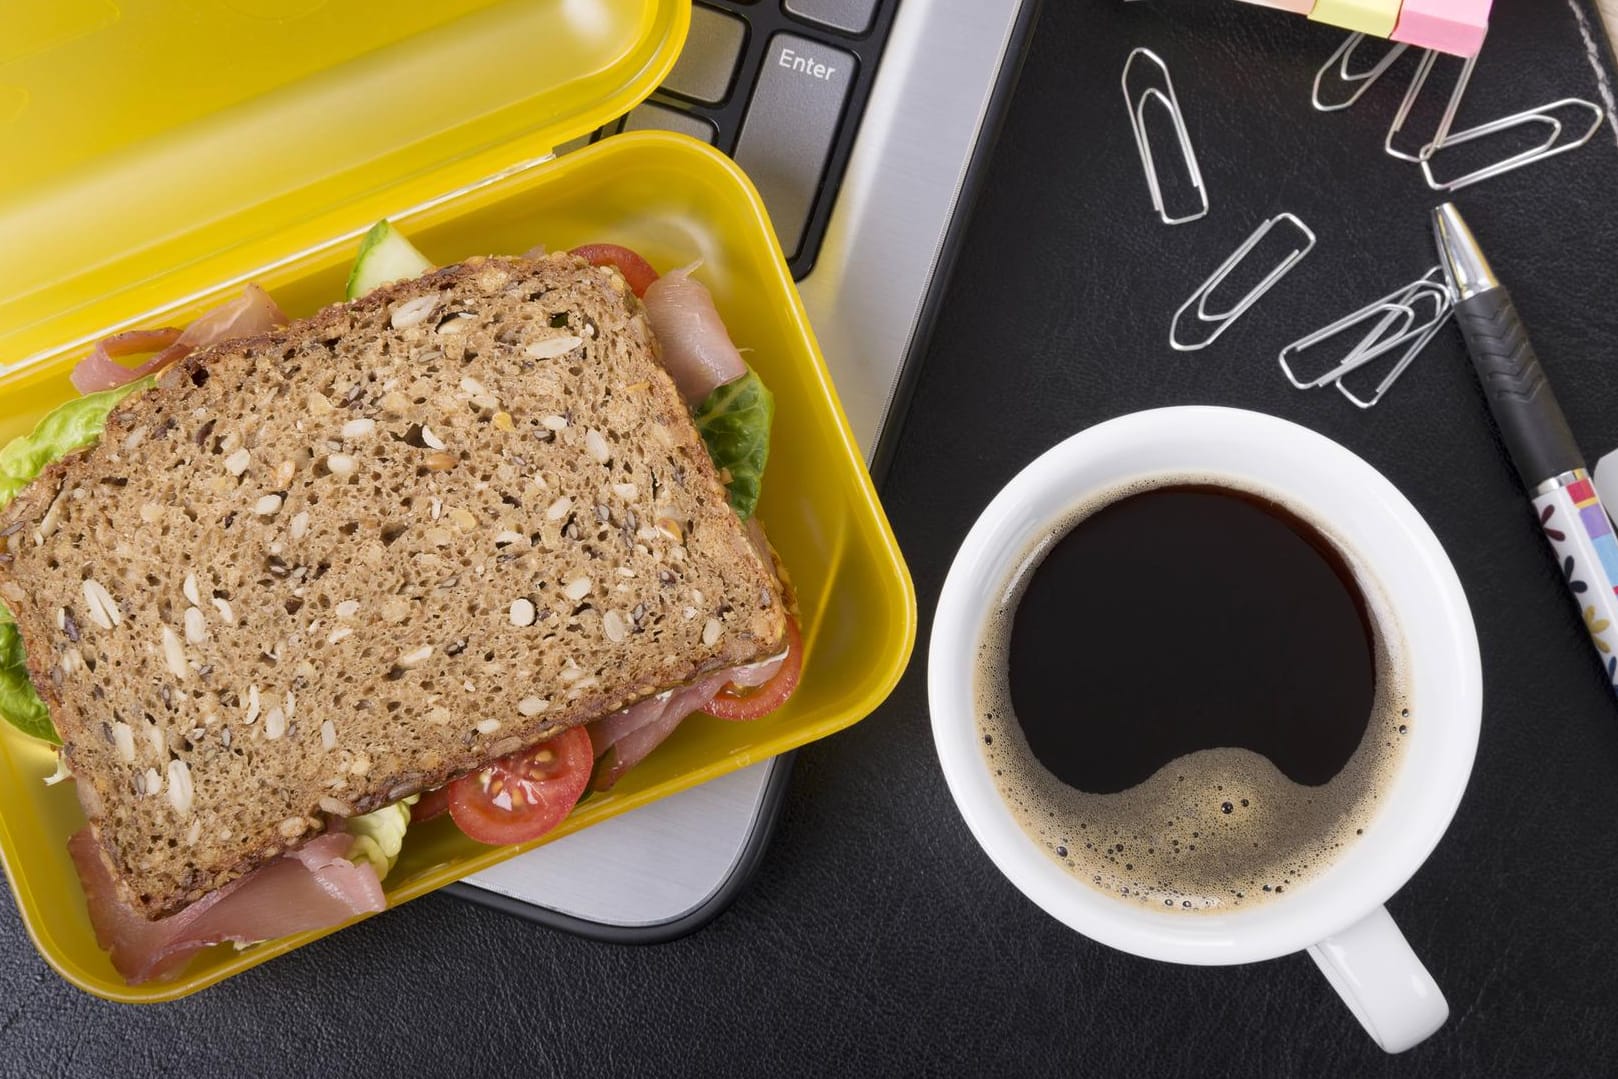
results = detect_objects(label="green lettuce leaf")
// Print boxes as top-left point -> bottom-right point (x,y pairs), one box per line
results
0,378 -> 153,508
693,367 -> 774,520
0,621 -> 53,743
0,377 -> 153,742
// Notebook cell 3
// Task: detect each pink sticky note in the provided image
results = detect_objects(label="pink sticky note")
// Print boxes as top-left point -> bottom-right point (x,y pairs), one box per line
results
1235,0 -> 1317,13
1393,0 -> 1493,57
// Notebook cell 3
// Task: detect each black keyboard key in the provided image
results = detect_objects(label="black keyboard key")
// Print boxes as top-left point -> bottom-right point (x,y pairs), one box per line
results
733,32 -> 856,258
783,0 -> 879,35
623,103 -> 717,145
663,5 -> 748,105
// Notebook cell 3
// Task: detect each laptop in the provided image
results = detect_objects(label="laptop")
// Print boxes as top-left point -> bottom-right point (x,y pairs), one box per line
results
451,0 -> 1041,937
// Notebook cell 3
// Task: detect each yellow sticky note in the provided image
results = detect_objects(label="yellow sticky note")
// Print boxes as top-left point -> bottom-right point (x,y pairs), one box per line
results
1310,0 -> 1401,37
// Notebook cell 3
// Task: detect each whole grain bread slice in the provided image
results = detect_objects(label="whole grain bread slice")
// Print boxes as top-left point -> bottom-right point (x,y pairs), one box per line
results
0,254 -> 787,918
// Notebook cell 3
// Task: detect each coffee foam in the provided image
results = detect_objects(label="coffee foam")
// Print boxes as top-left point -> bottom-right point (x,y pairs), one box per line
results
974,473 -> 1412,913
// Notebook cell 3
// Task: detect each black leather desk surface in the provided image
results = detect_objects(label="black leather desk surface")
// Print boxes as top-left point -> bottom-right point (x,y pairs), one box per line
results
5,1 -> 1618,1074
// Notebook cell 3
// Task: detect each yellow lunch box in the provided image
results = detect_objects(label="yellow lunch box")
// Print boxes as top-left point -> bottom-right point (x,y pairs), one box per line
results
0,0 -> 915,1002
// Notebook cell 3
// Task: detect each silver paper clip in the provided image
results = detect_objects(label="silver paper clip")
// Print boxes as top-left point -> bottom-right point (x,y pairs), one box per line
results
1336,288 -> 1454,409
1122,48 -> 1209,225
1311,30 -> 1606,194
1170,213 -> 1316,352
1384,51 -> 1478,162
1312,33 -> 1409,112
1279,268 -> 1454,408
1421,98 -> 1606,191
1282,302 -> 1416,390
1279,271 -> 1450,389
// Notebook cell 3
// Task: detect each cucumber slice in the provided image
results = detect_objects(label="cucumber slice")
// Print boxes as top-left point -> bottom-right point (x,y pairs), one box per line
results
345,220 -> 434,299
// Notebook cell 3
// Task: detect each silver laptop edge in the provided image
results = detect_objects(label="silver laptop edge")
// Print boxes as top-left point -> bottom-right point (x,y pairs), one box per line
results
460,0 -> 1035,928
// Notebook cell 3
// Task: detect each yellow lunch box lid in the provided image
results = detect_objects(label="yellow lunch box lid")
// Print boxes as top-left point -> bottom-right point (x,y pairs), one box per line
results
1,0 -> 689,384
1,0 -> 917,1003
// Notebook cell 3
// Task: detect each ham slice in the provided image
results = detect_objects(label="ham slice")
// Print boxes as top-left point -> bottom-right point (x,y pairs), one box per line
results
70,284 -> 289,395
587,671 -> 736,792
640,264 -> 748,406
69,329 -> 184,394
169,283 -> 288,354
69,828 -> 385,984
720,648 -> 789,690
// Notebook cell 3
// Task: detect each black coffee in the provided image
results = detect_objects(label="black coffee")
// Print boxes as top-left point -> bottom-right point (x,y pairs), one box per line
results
1010,486 -> 1375,794
976,481 -> 1410,912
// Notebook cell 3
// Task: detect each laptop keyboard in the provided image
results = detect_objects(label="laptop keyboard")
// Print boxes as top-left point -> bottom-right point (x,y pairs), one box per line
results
564,0 -> 899,280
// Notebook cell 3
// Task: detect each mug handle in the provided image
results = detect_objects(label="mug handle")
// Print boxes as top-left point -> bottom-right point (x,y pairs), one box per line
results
1306,905 -> 1447,1053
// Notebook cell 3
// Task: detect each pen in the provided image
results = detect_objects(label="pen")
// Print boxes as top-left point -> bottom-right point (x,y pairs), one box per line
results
1434,201 -> 1618,691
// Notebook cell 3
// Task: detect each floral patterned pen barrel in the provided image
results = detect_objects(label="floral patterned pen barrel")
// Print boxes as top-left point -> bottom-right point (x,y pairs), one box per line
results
1435,202 -> 1618,692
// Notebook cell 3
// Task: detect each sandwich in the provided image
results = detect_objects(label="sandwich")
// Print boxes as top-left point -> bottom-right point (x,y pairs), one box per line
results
0,227 -> 803,982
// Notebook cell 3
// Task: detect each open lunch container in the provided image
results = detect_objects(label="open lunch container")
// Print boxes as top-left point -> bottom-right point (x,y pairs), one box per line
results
0,0 -> 916,1002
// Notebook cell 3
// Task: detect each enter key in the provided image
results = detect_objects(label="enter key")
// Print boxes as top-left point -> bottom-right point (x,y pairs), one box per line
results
734,33 -> 857,261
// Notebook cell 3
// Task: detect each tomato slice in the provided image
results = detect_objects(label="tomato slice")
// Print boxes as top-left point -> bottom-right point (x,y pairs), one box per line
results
702,617 -> 803,721
410,785 -> 451,823
569,243 -> 659,298
447,727 -> 593,845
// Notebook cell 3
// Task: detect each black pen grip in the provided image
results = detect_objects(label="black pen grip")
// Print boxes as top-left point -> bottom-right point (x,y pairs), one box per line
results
1453,287 -> 1584,489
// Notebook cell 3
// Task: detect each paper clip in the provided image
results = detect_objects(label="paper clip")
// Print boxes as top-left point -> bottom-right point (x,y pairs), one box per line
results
1336,290 -> 1454,409
1278,269 -> 1454,408
1170,213 -> 1316,353
1421,98 -> 1606,192
1122,48 -> 1209,225
1312,33 -> 1409,113
1279,271 -> 1450,390
1282,303 -> 1416,390
1384,51 -> 1478,163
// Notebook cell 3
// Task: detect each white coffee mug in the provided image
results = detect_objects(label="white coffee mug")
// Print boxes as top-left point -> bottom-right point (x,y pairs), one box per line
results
929,407 -> 1481,1054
